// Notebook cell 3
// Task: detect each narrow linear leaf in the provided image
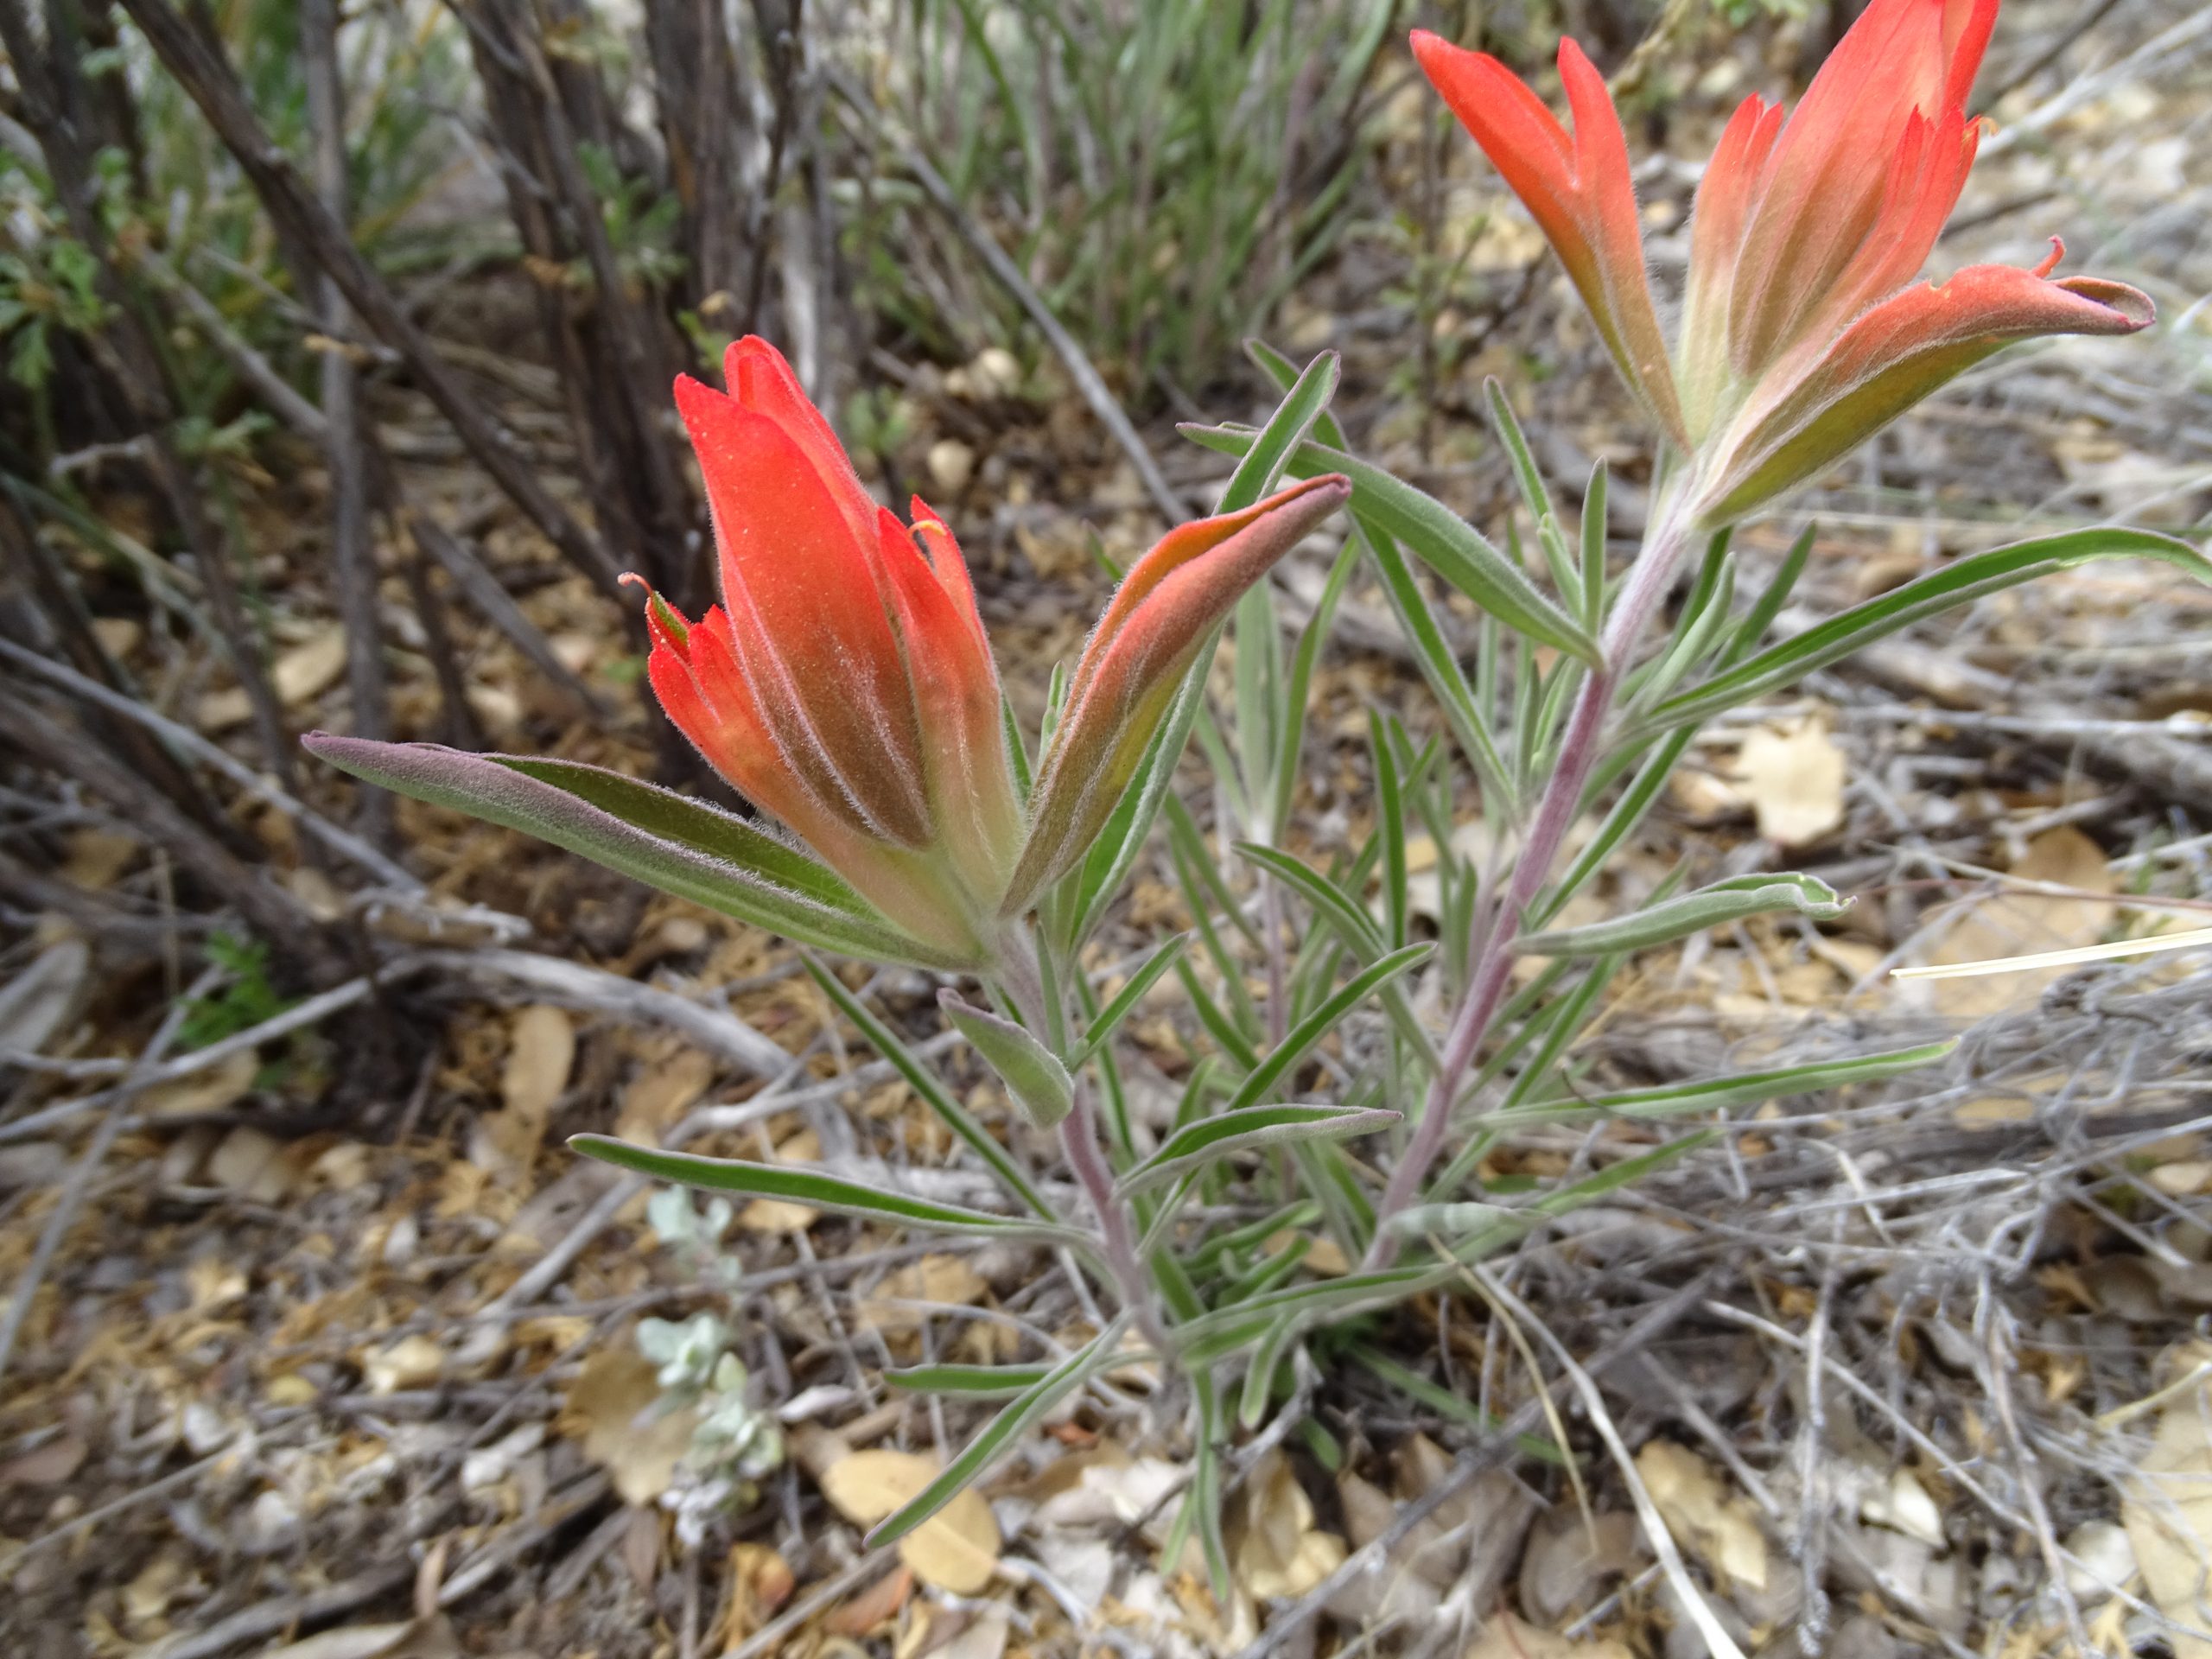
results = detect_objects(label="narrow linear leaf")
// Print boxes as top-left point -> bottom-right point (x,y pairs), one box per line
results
939,991 -> 1072,1129
1349,1344 -> 1567,1465
804,960 -> 1052,1218
885,1362 -> 1053,1397
868,1317 -> 1130,1547
1224,943 -> 1433,1112
304,735 -> 966,969
1068,934 -> 1190,1071
1522,872 -> 1850,957
1116,1103 -> 1402,1199
1222,349 -> 1341,514
1648,527 -> 2212,734
1362,518 -> 1516,804
1239,1316 -> 1301,1429
1270,537 -> 1363,840
569,1135 -> 1085,1243
1181,423 -> 1601,666
1493,1039 -> 1956,1127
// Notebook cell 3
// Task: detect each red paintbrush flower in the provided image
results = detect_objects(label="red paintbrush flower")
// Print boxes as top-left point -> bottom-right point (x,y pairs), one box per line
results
1411,0 -> 2153,524
636,336 -> 1024,962
638,337 -> 1350,955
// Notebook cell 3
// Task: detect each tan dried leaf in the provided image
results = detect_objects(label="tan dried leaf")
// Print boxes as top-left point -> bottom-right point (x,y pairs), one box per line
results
1230,1449 -> 1346,1601
364,1335 -> 445,1396
615,1048 -> 715,1145
1636,1440 -> 1769,1590
857,1255 -> 988,1333
561,1348 -> 696,1508
2121,1344 -> 2212,1659
1462,1611 -> 1634,1659
274,626 -> 350,707
818,1448 -> 1001,1593
143,1049 -> 257,1119
1923,826 -> 2114,1020
473,1005 -> 575,1181
1735,720 -> 1845,848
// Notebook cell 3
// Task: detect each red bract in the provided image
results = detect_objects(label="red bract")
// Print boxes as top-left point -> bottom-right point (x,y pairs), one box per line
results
639,337 -> 1022,963
1003,472 -> 1351,913
1411,0 -> 2153,524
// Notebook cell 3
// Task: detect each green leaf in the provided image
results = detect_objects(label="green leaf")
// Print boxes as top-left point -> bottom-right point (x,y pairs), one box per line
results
1492,1039 -> 1955,1128
803,959 -> 1052,1218
1646,527 -> 2212,734
938,991 -> 1072,1128
1728,522 -> 1815,660
1238,1315 -> 1301,1428
569,1135 -> 1086,1243
1486,378 -> 1559,534
1224,943 -> 1433,1113
1068,933 -> 1190,1071
1579,461 -> 1609,634
1116,1103 -> 1401,1199
885,1362 -> 1053,1396
868,1317 -> 1129,1546
1235,842 -> 1438,1072
1362,518 -> 1515,804
1521,872 -> 1850,957
1182,423 -> 1601,666
1222,349 -> 1340,514
1370,713 -> 1408,951
1270,537 -> 1362,840
302,736 -> 972,969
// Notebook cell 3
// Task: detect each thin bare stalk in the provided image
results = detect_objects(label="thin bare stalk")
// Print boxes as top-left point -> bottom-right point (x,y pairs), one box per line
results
1363,506 -> 1694,1268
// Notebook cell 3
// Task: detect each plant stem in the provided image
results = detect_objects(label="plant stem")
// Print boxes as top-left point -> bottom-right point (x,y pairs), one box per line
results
1363,508 -> 1693,1268
995,925 -> 1166,1348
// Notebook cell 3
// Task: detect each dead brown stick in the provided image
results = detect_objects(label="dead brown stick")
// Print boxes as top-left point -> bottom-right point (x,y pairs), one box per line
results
0,695 -> 317,953
301,0 -> 392,845
0,0 -> 298,791
114,0 -> 623,599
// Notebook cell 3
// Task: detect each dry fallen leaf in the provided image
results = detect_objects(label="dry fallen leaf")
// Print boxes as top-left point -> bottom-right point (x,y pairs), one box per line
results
251,1617 -> 462,1659
616,1047 -> 715,1145
364,1335 -> 445,1396
274,626 -> 351,706
712,1542 -> 796,1648
1923,826 -> 2115,1019
561,1348 -> 696,1507
208,1124 -> 296,1203
1518,1507 -> 1647,1626
143,1049 -> 257,1119
2120,1343 -> 2212,1659
818,1448 -> 1001,1594
1462,1612 -> 1635,1659
1735,719 -> 1846,848
1636,1440 -> 1769,1591
740,1127 -> 821,1232
857,1254 -> 988,1333
1230,1449 -> 1346,1602
0,1433 -> 87,1491
473,1005 -> 575,1182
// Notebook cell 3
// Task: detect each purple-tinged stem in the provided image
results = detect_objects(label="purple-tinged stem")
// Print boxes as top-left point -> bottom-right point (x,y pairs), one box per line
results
1363,511 -> 1694,1268
995,926 -> 1166,1349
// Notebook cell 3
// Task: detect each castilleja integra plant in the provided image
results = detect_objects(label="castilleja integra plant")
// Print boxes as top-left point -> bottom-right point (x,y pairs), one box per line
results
309,0 -> 2205,1567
